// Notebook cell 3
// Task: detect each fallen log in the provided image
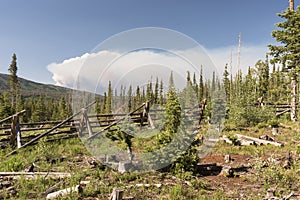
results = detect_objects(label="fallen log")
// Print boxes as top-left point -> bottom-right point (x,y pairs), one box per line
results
126,183 -> 162,188
0,172 -> 71,179
236,134 -> 283,147
221,135 -> 233,144
46,185 -> 80,199
239,139 -> 256,146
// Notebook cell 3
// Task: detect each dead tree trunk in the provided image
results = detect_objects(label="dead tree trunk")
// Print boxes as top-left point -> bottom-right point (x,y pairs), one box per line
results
289,0 -> 294,11
291,77 -> 297,122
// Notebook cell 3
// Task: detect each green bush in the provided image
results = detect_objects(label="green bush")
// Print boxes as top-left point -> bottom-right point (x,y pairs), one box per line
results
268,119 -> 279,127
257,122 -> 268,129
228,104 -> 273,127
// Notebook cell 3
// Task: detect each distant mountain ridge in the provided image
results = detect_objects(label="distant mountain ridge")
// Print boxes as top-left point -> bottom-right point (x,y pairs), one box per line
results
0,73 -> 72,98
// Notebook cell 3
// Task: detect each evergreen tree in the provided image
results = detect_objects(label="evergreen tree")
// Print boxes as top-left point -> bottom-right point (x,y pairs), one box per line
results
159,79 -> 164,105
102,92 -> 107,113
156,72 -> 181,144
127,85 -> 132,112
134,86 -> 141,109
268,7 -> 300,72
198,65 -> 204,102
211,71 -> 216,92
193,72 -> 198,99
184,71 -> 196,108
8,53 -> 20,112
165,72 -> 181,135
95,97 -> 101,114
223,64 -> 230,105
146,81 -> 153,101
154,77 -> 159,104
141,87 -> 146,103
106,81 -> 112,113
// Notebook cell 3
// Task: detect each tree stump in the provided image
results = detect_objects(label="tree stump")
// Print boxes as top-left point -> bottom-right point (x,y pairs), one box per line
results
224,154 -> 231,163
110,187 -> 123,200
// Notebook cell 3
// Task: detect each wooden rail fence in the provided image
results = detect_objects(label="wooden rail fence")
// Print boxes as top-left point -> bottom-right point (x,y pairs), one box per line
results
1,99 -> 207,157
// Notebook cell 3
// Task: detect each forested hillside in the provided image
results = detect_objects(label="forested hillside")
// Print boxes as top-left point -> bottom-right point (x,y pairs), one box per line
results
0,73 -> 73,122
0,73 -> 70,98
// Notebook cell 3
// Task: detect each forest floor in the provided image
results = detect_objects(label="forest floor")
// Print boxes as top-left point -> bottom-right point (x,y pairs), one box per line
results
0,122 -> 300,199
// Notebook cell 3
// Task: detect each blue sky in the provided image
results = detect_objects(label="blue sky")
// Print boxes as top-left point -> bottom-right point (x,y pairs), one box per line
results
0,0 -> 292,84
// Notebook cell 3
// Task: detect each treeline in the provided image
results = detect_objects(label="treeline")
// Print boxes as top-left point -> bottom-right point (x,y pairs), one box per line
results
0,92 -> 72,122
93,68 -> 218,116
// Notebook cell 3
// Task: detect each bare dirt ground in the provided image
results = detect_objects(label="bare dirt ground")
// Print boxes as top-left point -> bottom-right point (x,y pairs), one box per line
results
198,153 -> 300,199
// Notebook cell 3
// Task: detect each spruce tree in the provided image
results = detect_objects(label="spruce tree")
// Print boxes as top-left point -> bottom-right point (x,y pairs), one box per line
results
159,79 -> 164,105
223,64 -> 230,105
127,85 -> 132,112
134,86 -> 141,109
268,7 -> 300,71
106,81 -> 112,114
211,71 -> 216,92
198,66 -> 204,102
154,77 -> 159,104
8,53 -> 20,112
102,92 -> 107,113
193,72 -> 198,99
165,72 -> 181,135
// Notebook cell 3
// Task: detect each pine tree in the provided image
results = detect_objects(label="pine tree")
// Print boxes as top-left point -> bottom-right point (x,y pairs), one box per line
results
134,86 -> 141,109
159,79 -> 164,105
127,85 -> 132,112
193,72 -> 198,99
95,97 -> 101,114
8,53 -> 20,112
198,66 -> 204,102
165,72 -> 181,135
223,64 -> 230,105
102,92 -> 107,113
268,7 -> 300,71
146,82 -> 153,101
106,81 -> 112,114
154,77 -> 159,104
184,71 -> 195,108
211,71 -> 216,92
141,87 -> 146,103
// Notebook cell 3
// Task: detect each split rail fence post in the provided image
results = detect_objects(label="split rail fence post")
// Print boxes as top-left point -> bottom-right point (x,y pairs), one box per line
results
78,108 -> 93,137
10,114 -> 22,149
